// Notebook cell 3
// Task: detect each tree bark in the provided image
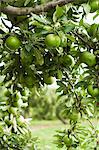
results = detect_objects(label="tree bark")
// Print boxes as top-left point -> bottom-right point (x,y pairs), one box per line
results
0,0 -> 75,15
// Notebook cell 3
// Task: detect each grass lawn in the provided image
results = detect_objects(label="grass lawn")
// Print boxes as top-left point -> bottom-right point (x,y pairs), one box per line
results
30,120 -> 66,150
30,119 -> 99,150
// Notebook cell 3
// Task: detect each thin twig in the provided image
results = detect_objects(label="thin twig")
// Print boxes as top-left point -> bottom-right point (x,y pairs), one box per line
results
87,118 -> 95,130
65,72 -> 81,109
73,32 -> 95,49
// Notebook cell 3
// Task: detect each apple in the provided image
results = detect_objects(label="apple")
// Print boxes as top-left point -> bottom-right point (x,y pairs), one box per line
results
44,76 -> 54,85
80,51 -> 96,67
87,85 -> 99,97
63,136 -> 72,146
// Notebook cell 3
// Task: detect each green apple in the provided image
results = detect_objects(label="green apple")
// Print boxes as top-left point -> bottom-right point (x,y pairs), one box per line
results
56,69 -> 63,80
63,55 -> 73,65
44,76 -> 54,85
45,34 -> 61,48
69,111 -> 80,122
63,55 -> 74,67
87,85 -> 99,97
4,90 -> 11,97
80,51 -> 96,67
5,35 -> 21,50
89,0 -> 99,13
21,89 -> 27,96
63,136 -> 72,146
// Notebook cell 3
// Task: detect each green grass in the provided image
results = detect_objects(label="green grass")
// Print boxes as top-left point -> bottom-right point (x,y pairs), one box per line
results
30,120 -> 65,150
30,119 -> 99,150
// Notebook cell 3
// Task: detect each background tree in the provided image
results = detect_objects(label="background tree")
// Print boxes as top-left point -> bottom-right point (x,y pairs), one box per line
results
25,85 -> 57,120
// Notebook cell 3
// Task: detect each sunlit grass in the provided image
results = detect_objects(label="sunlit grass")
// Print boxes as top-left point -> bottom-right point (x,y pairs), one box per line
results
31,120 -> 65,150
30,119 -> 99,150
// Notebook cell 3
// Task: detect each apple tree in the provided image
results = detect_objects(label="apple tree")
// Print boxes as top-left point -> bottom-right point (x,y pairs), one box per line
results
0,0 -> 99,149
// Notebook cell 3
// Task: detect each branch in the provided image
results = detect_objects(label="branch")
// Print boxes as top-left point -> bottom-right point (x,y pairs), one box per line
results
73,32 -> 95,49
1,0 -> 74,16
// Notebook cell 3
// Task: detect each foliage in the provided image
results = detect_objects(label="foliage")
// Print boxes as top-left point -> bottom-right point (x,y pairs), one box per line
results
54,120 -> 99,149
0,0 -> 99,149
25,86 -> 57,120
0,80 -> 37,149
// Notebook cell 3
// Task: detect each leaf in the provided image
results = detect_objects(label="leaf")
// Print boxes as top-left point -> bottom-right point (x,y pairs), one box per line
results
53,12 -> 57,23
18,126 -> 26,134
57,143 -> 64,148
67,8 -> 73,19
79,19 -> 84,26
13,117 -> 17,133
55,6 -> 64,18
24,0 -> 31,6
0,124 -> 3,132
57,81 -> 66,88
56,86 -> 64,92
75,81 -> 87,88
22,102 -> 28,107
0,76 -> 4,83
0,29 -> 5,34
82,3 -> 90,14
25,43 -> 32,52
63,23 -> 75,33
32,14 -> 50,25
85,106 -> 93,117
66,34 -> 75,41
34,49 -> 44,65
0,105 -> 9,111
93,12 -> 99,20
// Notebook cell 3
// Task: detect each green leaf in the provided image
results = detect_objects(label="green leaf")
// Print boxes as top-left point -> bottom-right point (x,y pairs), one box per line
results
93,12 -> 99,20
66,34 -> 75,42
63,23 -> 75,33
34,49 -> 44,65
0,125 -> 3,132
0,106 -> 9,111
32,14 -> 50,25
25,44 -> 32,52
57,143 -> 64,148
57,81 -> 66,88
24,0 -> 31,6
53,6 -> 64,22
56,86 -> 64,92
55,6 -> 64,18
75,81 -> 87,88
